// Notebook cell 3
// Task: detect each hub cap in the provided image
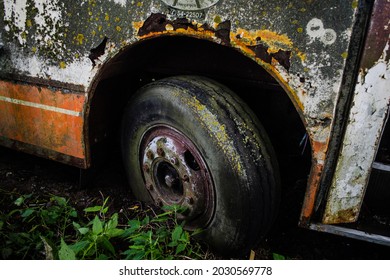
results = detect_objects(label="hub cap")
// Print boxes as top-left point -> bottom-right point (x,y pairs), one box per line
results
140,125 -> 215,228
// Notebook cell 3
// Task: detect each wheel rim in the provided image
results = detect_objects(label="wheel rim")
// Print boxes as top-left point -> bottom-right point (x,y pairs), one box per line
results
139,125 -> 215,228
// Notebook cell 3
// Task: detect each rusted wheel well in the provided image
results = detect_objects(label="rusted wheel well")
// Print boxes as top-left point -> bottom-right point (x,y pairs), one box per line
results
87,36 -> 311,193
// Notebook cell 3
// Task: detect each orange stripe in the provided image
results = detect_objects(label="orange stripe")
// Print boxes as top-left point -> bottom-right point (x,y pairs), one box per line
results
0,81 -> 85,159
0,80 -> 84,111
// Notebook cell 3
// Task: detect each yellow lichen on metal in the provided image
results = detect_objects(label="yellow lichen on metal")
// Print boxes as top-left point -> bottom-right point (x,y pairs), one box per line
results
231,28 -> 306,62
230,36 -> 305,111
133,20 -> 306,113
76,34 -> 85,45
233,28 -> 293,52
132,21 -> 216,40
229,30 -> 306,112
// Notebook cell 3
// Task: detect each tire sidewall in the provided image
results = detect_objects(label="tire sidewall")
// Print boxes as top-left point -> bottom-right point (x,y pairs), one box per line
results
122,77 -> 276,254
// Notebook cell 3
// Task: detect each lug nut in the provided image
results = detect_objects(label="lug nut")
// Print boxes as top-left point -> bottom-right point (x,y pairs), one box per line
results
170,157 -> 178,165
157,147 -> 165,157
146,150 -> 154,159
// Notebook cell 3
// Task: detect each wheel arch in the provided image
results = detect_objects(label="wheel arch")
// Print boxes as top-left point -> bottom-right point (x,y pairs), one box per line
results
85,34 -> 313,212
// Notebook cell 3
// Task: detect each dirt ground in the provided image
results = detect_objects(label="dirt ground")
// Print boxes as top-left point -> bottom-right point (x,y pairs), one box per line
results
1,146 -> 389,260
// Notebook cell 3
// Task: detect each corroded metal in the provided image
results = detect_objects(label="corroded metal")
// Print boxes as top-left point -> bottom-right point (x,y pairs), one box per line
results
140,125 -> 215,228
0,1 -> 372,225
323,0 -> 390,224
0,80 -> 86,165
309,223 -> 390,247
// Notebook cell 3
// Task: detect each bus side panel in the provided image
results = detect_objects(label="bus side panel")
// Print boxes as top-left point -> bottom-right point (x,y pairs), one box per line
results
0,80 -> 86,167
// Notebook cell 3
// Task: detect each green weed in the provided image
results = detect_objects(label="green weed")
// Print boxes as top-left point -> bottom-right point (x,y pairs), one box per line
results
121,205 -> 205,260
0,192 -> 77,259
0,190 -> 209,260
272,253 -> 287,260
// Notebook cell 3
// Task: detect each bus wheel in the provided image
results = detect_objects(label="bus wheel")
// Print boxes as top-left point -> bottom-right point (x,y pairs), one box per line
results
121,76 -> 280,255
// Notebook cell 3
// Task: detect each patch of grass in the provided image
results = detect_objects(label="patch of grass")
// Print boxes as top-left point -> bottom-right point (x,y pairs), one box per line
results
121,205 -> 205,260
272,253 -> 287,260
0,189 -> 211,260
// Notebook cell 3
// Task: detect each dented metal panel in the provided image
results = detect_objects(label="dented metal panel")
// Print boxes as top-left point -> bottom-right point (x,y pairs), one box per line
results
0,0 -> 362,218
323,0 -> 390,224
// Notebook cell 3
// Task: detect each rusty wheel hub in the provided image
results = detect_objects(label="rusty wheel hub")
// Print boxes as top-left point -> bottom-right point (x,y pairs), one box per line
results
140,125 -> 215,228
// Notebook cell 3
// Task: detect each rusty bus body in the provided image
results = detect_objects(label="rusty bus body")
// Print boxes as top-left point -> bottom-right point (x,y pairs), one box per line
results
0,0 -> 389,250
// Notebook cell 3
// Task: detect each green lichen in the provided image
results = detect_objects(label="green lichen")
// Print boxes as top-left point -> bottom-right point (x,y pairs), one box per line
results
21,31 -> 27,40
59,61 -> 67,69
76,34 -> 85,45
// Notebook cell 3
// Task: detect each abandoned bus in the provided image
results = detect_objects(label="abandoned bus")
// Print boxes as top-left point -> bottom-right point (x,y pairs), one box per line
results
0,0 -> 389,255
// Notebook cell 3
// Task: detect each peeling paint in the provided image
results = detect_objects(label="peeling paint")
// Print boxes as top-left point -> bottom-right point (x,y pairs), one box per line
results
233,28 -> 294,51
89,36 -> 108,67
9,50 -> 95,87
3,0 -> 28,45
134,13 -> 232,47
231,28 -> 298,71
324,42 -> 390,224
133,13 -> 310,114
0,0 -> 365,227
109,0 -> 127,7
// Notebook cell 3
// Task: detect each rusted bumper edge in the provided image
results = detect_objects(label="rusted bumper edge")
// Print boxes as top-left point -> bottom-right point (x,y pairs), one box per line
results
0,136 -> 86,168
0,80 -> 87,168
309,223 -> 390,247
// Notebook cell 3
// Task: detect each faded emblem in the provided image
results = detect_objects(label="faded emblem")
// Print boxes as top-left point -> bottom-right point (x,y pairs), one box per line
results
160,0 -> 220,11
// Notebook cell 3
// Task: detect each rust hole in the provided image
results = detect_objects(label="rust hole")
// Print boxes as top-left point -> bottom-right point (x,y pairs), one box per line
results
89,36 -> 108,67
